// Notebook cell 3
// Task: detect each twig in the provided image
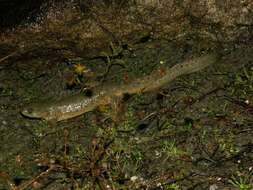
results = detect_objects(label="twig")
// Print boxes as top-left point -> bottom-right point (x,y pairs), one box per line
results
15,165 -> 56,190
0,172 -> 16,189
0,51 -> 18,64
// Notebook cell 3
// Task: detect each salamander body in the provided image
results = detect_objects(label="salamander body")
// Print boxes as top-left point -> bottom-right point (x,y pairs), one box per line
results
21,54 -> 217,121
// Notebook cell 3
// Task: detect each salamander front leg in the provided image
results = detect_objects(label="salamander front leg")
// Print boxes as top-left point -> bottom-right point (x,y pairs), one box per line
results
101,96 -> 124,123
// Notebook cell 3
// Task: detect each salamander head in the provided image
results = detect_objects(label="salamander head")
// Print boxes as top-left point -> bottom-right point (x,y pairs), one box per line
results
21,104 -> 49,120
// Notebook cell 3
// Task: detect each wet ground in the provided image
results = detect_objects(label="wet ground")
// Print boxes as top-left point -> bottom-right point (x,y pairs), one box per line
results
0,37 -> 252,189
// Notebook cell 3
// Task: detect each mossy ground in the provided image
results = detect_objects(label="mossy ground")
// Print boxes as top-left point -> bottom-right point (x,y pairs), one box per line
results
0,37 -> 252,190
0,2 -> 252,189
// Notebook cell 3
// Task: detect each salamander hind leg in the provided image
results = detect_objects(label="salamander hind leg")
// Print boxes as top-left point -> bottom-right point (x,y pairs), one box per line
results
100,96 -> 125,123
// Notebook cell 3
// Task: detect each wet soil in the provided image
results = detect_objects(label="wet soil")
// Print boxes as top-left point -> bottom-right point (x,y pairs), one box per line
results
0,37 -> 252,189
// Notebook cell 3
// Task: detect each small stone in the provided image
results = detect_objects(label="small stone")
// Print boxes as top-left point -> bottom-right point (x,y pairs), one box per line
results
209,184 -> 218,190
130,176 -> 138,182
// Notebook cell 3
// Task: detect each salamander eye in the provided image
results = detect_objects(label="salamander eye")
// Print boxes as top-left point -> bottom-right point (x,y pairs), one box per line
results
27,108 -> 34,114
23,107 -> 34,115
83,89 -> 93,97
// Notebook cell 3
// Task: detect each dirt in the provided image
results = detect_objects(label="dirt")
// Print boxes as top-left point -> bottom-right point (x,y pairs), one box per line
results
0,37 -> 252,190
0,2 -> 252,190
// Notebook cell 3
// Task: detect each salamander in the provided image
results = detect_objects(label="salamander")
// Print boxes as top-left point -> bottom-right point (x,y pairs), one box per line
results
21,54 -> 217,121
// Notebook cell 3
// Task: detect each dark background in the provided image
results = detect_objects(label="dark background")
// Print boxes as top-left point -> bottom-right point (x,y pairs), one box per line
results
0,0 -> 45,28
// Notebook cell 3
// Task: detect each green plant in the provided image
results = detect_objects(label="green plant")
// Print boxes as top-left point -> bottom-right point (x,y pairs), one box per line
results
161,140 -> 185,158
165,183 -> 180,190
228,175 -> 252,190
100,42 -> 124,64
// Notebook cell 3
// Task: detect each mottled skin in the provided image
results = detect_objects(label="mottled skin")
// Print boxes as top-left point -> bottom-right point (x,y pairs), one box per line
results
21,54 -> 217,121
